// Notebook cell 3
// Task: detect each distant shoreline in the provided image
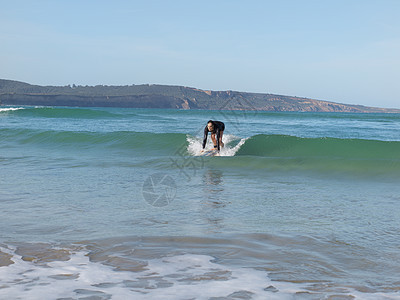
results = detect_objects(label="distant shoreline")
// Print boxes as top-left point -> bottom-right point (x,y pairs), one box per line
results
1,79 -> 399,113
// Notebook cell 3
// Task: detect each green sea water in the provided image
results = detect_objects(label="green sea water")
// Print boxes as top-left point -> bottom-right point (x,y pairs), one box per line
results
1,106 -> 400,299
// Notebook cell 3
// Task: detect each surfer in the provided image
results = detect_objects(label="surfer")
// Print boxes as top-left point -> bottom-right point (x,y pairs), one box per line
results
201,120 -> 225,153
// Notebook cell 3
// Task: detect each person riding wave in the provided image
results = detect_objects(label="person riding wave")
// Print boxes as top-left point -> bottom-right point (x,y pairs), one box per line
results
201,120 -> 225,154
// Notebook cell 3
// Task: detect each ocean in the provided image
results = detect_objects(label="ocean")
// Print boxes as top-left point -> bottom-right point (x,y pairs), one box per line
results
1,105 -> 400,299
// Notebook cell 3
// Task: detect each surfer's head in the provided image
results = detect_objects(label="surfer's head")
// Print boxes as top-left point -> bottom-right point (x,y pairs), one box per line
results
207,120 -> 214,131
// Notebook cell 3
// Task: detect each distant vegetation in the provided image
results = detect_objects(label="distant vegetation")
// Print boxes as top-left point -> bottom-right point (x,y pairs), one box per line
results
1,79 -> 399,113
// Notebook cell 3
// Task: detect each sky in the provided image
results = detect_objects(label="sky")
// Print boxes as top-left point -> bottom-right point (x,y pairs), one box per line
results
1,0 -> 399,109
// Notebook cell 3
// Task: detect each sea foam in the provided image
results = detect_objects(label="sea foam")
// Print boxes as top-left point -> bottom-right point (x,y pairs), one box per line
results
187,134 -> 247,157
2,245 -> 396,300
0,245 -> 308,300
0,107 -> 25,112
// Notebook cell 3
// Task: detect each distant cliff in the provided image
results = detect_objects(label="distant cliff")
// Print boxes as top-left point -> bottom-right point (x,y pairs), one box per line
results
1,79 -> 399,113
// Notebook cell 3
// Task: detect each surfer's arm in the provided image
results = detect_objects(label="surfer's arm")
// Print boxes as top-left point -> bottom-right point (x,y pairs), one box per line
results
216,129 -> 221,151
202,127 -> 208,149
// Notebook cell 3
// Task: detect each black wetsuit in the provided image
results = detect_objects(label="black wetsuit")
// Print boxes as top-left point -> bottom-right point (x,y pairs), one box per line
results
202,121 -> 225,151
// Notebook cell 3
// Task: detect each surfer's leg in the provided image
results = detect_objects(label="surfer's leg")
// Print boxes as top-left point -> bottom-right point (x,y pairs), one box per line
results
219,131 -> 224,147
211,133 -> 217,148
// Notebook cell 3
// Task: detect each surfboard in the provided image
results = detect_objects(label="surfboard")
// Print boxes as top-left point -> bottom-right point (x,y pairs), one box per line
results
200,149 -> 218,157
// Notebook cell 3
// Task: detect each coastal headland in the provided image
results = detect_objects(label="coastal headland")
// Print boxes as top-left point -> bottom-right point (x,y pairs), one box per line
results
1,79 -> 398,113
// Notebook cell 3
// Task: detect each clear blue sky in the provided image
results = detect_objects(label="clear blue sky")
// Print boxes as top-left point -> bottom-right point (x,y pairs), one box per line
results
1,0 -> 399,108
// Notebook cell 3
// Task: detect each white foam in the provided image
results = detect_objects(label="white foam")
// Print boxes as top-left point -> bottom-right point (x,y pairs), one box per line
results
0,246 -> 294,300
187,134 -> 247,157
0,107 -> 25,112
1,246 -> 399,300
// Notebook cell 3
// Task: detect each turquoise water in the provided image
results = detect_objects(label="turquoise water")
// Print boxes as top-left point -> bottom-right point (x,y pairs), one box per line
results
1,106 -> 400,299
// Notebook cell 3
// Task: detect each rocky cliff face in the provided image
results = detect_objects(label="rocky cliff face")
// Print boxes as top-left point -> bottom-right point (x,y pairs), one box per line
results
1,79 -> 399,113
